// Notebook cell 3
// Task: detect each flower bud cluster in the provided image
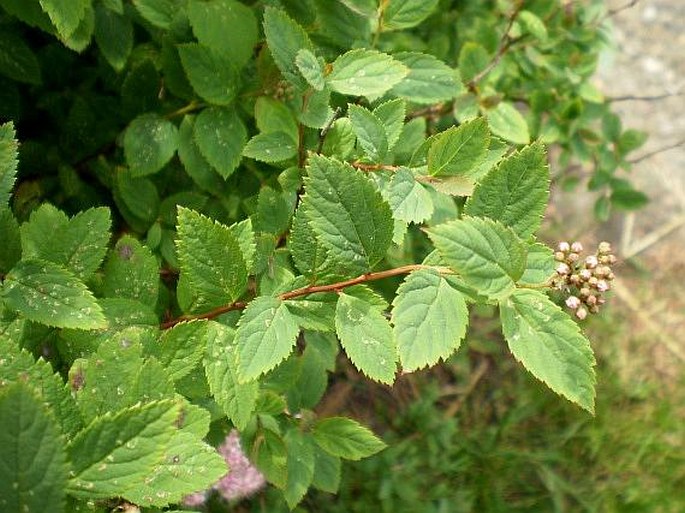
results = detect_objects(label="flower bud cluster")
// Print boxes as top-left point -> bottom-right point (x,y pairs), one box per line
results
554,240 -> 616,320
183,430 -> 265,507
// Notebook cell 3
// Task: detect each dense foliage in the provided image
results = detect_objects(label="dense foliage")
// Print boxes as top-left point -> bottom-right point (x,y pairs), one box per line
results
0,0 -> 648,511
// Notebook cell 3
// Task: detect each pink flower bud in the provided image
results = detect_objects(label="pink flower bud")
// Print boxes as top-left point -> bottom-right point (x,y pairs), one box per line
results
596,280 -> 610,292
571,241 -> 584,252
566,296 -> 581,309
579,269 -> 592,280
568,252 -> 580,263
576,306 -> 588,320
558,241 -> 571,252
608,254 -> 617,264
586,294 -> 597,305
556,263 -> 571,275
585,255 -> 598,268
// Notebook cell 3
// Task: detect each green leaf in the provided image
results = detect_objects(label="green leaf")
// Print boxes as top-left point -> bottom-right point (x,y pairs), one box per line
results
67,400 -> 181,499
458,42 -> 489,83
327,49 -> 409,98
311,447 -> 341,493
381,167 -> 433,224
131,0 -> 182,29
610,182 -> 649,210
193,107 -> 246,179
236,296 -> 300,381
302,154 -> 393,276
284,430 -> 316,508
428,217 -> 527,300
312,417 -> 386,460
255,97 -> 299,140
0,209 -> 21,274
20,205 -> 111,280
187,0 -> 257,69
204,322 -> 259,430
373,99 -> 406,151
287,205 -> 328,279
2,259 -> 106,329
94,3 -> 133,72
101,236 -> 159,305
427,118 -> 490,177
252,428 -> 287,488
518,10 -> 548,41
465,143 -> 549,238
177,115 -> 225,193
0,383 -> 68,513
147,321 -> 208,383
0,122 -> 18,207
176,207 -> 248,307
519,242 -> 556,286
255,186 -> 293,236
382,0 -> 439,30
114,170 -> 159,231
390,52 -> 463,104
296,48 -> 325,90
178,43 -> 240,105
487,102 -> 530,145
124,114 -> 179,177
39,0 -> 88,39
500,289 -> 596,413
263,6 -> 315,90
0,30 -> 42,85
348,104 -> 388,161
391,269 -> 468,371
243,132 -> 297,163
335,293 -> 397,384
59,6 -> 94,53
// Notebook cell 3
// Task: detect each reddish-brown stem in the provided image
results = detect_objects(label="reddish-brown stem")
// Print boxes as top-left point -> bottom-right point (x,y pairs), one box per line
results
350,161 -> 400,172
160,264 -> 454,329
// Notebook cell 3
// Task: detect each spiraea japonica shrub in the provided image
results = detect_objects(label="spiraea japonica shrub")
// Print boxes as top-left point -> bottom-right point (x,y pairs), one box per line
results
0,1 -> 637,511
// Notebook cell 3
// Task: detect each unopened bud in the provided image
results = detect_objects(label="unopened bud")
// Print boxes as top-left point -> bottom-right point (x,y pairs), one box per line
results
596,280 -> 610,292
554,251 -> 566,262
598,241 -> 612,254
589,305 -> 600,314
606,272 -> 615,281
597,297 -> 606,305
568,252 -> 580,263
558,241 -> 571,252
585,255 -> 598,268
571,241 -> 584,253
556,263 -> 571,275
579,287 -> 591,297
599,255 -> 611,265
579,269 -> 592,280
588,276 -> 599,287
569,274 -> 582,285
594,265 -> 609,277
566,296 -> 581,309
586,295 -> 597,306
608,254 -> 617,264
576,306 -> 588,320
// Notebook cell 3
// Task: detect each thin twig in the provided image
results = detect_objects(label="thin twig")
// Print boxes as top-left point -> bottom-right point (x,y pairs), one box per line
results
467,2 -> 524,90
350,161 -> 400,172
161,264 -> 455,329
316,107 -> 342,154
628,138 -> 685,164
443,359 -> 490,418
601,0 -> 640,21
608,91 -> 683,103
164,100 -> 204,119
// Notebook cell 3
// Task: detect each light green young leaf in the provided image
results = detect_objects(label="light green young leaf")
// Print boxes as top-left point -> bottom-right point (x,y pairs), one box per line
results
187,0 -> 257,69
427,118 -> 490,177
39,0 -> 88,39
487,102 -> 530,145
0,122 -> 18,207
94,3 -> 133,72
193,107 -> 246,179
0,31 -> 42,85
296,48 -> 325,90
204,322 -> 258,430
131,0 -> 182,29
284,430 -> 316,508
373,99 -> 406,151
500,289 -> 596,413
335,293 -> 397,384
176,207 -> 248,307
0,209 -> 22,274
465,143 -> 549,238
58,5 -> 94,53
124,114 -> 178,177
20,205 -> 111,280
303,155 -> 393,276
147,321 -> 208,383
391,269 -> 468,371
347,104 -> 388,161
2,259 -> 106,329
327,49 -> 409,98
382,0 -> 439,30
263,6 -> 315,90
518,10 -> 548,41
123,429 -> 226,507
428,217 -> 527,299
390,52 -> 463,104
519,242 -> 556,286
0,383 -> 68,513
178,43 -> 240,106
458,42 -> 489,83
67,400 -> 181,499
101,236 -> 159,306
312,417 -> 386,461
177,115 -> 225,193
381,167 -> 434,224
255,97 -> 299,140
243,132 -> 297,163
236,296 -> 300,382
